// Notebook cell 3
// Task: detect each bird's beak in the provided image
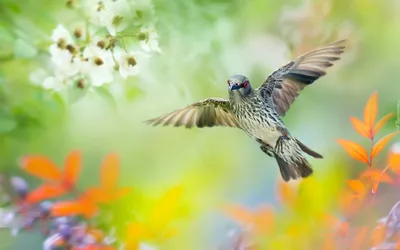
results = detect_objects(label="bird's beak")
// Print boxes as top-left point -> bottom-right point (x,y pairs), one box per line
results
229,83 -> 240,90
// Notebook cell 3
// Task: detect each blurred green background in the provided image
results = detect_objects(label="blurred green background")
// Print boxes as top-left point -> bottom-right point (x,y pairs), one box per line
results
0,0 -> 400,249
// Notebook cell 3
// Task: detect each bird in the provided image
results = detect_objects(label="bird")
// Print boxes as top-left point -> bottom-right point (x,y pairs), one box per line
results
145,40 -> 346,182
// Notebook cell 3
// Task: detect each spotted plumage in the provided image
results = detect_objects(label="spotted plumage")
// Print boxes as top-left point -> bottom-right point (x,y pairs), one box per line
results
146,40 -> 346,181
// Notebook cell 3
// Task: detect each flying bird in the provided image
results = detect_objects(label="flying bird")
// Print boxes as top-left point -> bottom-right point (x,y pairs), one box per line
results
146,40 -> 346,182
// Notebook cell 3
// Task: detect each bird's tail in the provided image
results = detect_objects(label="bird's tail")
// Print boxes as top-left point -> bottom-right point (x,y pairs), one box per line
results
273,136 -> 315,182
295,138 -> 323,159
275,154 -> 313,182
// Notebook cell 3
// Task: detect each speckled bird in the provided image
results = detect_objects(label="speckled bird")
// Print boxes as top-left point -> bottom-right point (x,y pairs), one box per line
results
146,40 -> 346,182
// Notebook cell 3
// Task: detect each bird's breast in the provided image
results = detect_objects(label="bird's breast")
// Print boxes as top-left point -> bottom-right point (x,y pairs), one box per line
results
232,99 -> 285,147
237,116 -> 283,147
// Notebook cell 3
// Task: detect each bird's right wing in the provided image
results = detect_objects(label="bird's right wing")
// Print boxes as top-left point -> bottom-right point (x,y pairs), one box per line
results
145,98 -> 241,128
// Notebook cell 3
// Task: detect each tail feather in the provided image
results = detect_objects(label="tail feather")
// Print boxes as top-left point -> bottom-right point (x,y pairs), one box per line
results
295,138 -> 323,159
275,155 -> 313,182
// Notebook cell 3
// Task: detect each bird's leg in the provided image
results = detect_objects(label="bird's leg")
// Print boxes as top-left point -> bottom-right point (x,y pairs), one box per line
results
260,144 -> 275,157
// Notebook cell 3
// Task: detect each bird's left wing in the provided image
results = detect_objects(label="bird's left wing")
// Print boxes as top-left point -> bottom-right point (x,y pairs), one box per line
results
145,98 -> 241,128
257,40 -> 346,116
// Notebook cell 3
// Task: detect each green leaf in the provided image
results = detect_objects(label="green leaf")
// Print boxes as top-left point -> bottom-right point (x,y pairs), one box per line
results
0,111 -> 17,134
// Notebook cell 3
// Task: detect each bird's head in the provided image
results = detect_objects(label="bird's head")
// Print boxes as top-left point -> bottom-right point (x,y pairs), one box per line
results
227,75 -> 252,101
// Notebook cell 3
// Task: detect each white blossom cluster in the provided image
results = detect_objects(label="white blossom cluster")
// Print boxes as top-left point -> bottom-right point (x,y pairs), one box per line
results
31,0 -> 160,91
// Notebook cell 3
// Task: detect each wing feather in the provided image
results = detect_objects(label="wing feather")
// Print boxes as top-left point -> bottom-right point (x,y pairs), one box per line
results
145,98 -> 240,129
258,40 -> 346,116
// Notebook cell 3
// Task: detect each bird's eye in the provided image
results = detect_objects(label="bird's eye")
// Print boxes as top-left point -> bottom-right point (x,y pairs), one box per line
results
243,81 -> 248,88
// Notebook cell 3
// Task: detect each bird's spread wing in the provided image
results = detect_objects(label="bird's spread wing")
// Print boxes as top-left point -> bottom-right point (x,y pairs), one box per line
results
145,98 -> 241,128
257,40 -> 346,116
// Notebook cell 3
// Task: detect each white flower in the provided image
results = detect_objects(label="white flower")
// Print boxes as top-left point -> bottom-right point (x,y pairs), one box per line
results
51,24 -> 73,45
114,48 -> 149,79
43,76 -> 65,91
81,44 -> 114,86
139,26 -> 161,53
49,25 -> 80,78
95,0 -> 131,35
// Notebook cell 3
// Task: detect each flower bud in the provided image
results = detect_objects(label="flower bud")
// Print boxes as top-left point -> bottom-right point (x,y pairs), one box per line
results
127,56 -> 137,67
137,32 -> 147,41
74,28 -> 83,39
76,79 -> 86,89
97,40 -> 106,49
94,57 -> 104,66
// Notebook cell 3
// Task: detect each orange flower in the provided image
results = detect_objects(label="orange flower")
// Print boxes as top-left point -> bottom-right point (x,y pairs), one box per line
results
20,151 -> 82,203
50,153 -> 131,218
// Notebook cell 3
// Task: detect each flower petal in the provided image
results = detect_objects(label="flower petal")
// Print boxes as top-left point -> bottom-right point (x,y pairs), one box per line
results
371,132 -> 399,158
337,139 -> 369,164
20,156 -> 63,182
101,153 -> 119,191
149,186 -> 183,232
350,117 -> 371,139
363,92 -> 378,133
373,113 -> 395,135
26,184 -> 67,204
62,151 -> 82,190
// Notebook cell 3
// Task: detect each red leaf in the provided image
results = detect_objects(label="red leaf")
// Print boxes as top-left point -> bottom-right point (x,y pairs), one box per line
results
371,132 -> 399,158
346,180 -> 365,197
101,154 -> 119,191
20,156 -> 63,182
51,201 -> 84,217
82,188 -> 108,204
373,113 -> 395,135
360,168 -> 394,184
350,117 -> 370,139
26,184 -> 67,204
52,199 -> 97,218
337,139 -> 369,164
62,151 -> 81,190
363,92 -> 378,135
